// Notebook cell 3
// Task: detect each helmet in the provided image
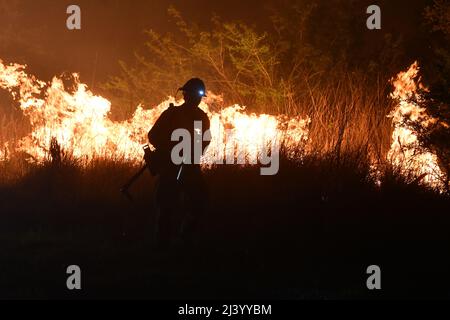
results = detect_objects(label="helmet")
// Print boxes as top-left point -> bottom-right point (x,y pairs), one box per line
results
179,78 -> 207,97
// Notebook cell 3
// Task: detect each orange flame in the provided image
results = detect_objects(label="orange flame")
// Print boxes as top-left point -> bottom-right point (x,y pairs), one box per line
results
388,61 -> 446,191
0,60 -> 310,166
1,59 -> 446,191
0,142 -> 9,161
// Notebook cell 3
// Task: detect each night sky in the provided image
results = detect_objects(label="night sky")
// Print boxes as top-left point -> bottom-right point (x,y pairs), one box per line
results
0,0 -> 432,86
1,0 -> 265,85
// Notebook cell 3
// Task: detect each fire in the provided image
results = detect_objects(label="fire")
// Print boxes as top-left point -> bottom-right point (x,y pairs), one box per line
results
1,58 -> 446,191
388,62 -> 446,190
0,59 -> 310,166
0,142 -> 9,162
204,105 -> 310,165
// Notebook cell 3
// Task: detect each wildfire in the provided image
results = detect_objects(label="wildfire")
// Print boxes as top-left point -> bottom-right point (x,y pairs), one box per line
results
388,61 -> 446,191
0,58 -> 447,190
0,59 -> 310,166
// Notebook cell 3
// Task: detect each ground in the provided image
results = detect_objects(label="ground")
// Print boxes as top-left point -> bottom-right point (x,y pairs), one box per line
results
0,158 -> 449,299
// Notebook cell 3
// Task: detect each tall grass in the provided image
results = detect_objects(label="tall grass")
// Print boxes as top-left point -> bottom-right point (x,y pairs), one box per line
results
280,71 -> 395,164
0,70 -> 432,195
1,94 -> 449,299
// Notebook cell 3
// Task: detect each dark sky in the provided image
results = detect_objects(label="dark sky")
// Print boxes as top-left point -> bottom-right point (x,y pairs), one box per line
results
1,0 -> 266,86
0,0 -> 433,88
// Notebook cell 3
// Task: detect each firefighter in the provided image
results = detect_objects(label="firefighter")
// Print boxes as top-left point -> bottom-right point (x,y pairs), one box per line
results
148,78 -> 211,248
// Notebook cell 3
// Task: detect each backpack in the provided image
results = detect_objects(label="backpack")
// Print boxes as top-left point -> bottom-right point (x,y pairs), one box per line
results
145,103 -> 177,176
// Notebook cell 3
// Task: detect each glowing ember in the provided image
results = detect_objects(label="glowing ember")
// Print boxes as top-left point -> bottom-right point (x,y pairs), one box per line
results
388,61 -> 446,191
0,59 -> 310,166
0,142 -> 9,162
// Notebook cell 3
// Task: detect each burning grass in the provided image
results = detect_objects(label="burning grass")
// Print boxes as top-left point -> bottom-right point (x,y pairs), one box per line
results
0,62 -> 449,297
1,59 -> 448,193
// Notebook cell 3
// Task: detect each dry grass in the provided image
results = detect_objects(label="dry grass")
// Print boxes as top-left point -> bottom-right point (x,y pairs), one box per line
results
0,77 -> 449,298
0,71 -> 417,191
0,147 -> 449,299
0,71 -> 446,214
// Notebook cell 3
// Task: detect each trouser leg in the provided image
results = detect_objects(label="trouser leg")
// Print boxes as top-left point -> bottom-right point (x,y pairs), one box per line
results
181,175 -> 208,243
155,177 -> 177,248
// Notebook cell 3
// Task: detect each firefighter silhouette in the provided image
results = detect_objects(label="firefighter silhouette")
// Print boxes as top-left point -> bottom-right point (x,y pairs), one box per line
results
148,78 -> 211,248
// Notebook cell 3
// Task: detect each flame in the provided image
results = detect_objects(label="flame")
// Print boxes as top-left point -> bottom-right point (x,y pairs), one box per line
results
1,58 -> 446,191
0,59 -> 310,166
388,62 -> 446,190
0,142 -> 9,161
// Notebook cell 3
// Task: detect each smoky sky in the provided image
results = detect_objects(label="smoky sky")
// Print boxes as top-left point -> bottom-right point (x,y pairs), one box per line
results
1,0 -> 267,86
0,0 -> 432,87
